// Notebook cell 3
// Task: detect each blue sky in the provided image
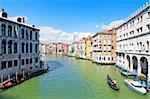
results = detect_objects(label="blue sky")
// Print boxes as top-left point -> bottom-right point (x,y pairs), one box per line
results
0,0 -> 149,43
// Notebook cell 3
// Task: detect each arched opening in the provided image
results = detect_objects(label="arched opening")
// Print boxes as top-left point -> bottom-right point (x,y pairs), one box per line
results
140,57 -> 148,76
127,55 -> 130,69
21,29 -> 24,39
8,25 -> 12,37
132,56 -> 138,71
1,24 -> 6,36
14,42 -> 17,54
1,40 -> 6,54
22,43 -> 25,53
8,40 -> 12,54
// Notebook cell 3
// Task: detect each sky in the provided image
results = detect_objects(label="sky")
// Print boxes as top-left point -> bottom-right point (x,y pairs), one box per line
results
0,0 -> 149,43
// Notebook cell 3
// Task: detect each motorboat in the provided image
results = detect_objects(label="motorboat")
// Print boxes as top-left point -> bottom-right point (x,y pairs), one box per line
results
124,79 -> 147,95
121,70 -> 136,77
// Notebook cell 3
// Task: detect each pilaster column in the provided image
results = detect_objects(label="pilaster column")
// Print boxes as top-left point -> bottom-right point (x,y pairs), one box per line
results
5,23 -> 8,37
147,57 -> 150,86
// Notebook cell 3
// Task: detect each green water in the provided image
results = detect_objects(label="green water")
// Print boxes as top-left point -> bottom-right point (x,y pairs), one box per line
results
0,54 -> 150,99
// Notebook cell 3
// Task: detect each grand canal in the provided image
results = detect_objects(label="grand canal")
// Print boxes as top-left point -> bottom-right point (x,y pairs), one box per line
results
0,54 -> 150,99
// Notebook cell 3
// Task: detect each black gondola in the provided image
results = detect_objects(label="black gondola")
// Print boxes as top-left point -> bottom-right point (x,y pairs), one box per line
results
107,75 -> 119,91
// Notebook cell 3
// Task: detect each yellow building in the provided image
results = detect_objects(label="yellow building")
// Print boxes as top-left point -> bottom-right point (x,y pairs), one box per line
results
85,36 -> 93,60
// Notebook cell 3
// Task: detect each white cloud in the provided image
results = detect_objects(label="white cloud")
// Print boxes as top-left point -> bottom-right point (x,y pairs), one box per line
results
39,26 -> 93,43
100,20 -> 125,30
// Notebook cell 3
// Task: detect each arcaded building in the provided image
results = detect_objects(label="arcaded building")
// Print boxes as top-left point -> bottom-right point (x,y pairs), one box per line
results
0,9 -> 41,82
116,3 -> 150,81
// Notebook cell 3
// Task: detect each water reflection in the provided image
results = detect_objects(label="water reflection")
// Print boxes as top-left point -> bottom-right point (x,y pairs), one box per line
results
48,61 -> 64,72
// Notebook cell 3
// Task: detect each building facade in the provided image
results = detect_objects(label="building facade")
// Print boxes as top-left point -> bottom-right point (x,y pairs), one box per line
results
78,38 -> 86,59
92,29 -> 116,64
0,9 -> 41,82
116,3 -> 150,82
85,36 -> 92,60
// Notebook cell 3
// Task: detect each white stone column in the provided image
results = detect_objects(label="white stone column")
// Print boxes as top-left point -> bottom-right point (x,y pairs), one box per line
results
137,57 -> 141,77
130,57 -> 133,72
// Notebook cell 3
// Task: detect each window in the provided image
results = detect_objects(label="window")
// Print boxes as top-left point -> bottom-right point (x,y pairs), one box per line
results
8,40 -> 12,54
26,59 -> 29,64
26,43 -> 28,53
2,40 -> 6,54
35,32 -> 38,41
108,57 -> 110,60
8,25 -> 12,37
30,31 -> 32,40
104,57 -> 105,60
14,26 -> 17,38
22,59 -> 24,65
14,60 -> 18,66
99,57 -> 101,60
14,42 -> 17,54
8,61 -> 12,68
21,29 -> 24,39
35,58 -> 38,63
22,43 -> 25,53
26,30 -> 28,40
1,61 -> 6,70
147,24 -> 150,31
30,58 -> 32,64
148,12 -> 150,18
1,24 -> 6,36
147,41 -> 149,51
30,43 -> 32,53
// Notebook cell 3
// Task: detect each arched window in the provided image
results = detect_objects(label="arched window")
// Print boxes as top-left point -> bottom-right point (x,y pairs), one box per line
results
30,43 -> 32,53
8,25 -> 12,37
8,40 -> 12,54
1,24 -> 6,36
26,43 -> 28,53
14,42 -> 17,54
26,30 -> 28,40
1,40 -> 6,54
30,31 -> 32,40
22,43 -> 25,53
21,29 -> 24,39
35,32 -> 38,41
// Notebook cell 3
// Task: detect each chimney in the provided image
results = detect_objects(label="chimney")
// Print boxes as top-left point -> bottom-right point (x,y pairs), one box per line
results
0,8 -> 8,18
17,17 -> 22,23
22,17 -> 25,23
1,8 -> 4,12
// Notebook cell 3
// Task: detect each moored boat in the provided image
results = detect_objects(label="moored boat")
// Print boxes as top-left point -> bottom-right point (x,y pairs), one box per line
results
124,79 -> 147,95
107,75 -> 119,91
121,70 -> 136,77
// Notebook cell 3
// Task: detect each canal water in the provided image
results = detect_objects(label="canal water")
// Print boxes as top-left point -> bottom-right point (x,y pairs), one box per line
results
0,54 -> 150,99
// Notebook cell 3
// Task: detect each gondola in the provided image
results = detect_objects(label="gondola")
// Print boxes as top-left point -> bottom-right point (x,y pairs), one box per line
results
107,75 -> 119,91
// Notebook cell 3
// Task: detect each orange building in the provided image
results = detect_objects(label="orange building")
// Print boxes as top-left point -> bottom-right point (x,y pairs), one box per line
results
92,28 -> 116,64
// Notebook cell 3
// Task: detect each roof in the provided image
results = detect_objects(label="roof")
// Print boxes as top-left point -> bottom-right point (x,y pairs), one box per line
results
0,16 -> 40,31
